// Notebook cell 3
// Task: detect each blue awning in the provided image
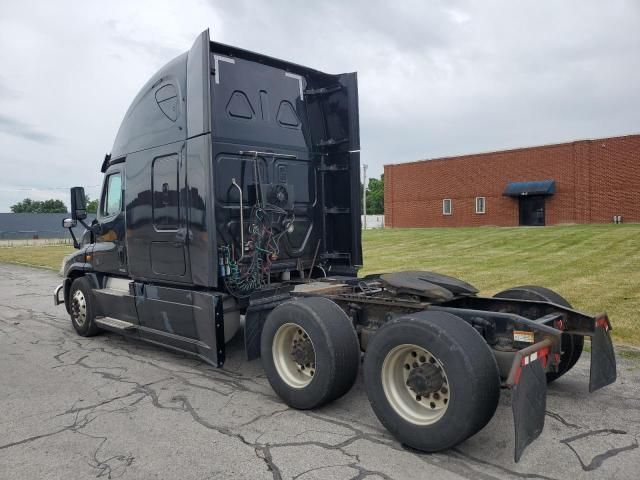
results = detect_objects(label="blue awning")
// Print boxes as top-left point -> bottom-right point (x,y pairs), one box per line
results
503,180 -> 555,196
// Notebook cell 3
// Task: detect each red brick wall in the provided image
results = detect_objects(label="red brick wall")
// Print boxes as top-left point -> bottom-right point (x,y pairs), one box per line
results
384,134 -> 640,227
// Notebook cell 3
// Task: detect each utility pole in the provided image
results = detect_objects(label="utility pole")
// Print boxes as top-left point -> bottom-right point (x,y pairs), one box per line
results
362,163 -> 368,230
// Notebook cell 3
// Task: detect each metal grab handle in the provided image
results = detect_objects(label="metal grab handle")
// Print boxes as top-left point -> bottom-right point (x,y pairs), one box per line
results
231,178 -> 244,257
238,150 -> 297,159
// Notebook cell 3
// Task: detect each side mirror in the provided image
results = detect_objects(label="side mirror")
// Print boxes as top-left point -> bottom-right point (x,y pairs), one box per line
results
62,215 -> 81,250
70,186 -> 87,221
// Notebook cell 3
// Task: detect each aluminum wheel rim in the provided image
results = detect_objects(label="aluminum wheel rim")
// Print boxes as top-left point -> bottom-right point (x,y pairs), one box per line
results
71,289 -> 87,327
272,323 -> 316,389
381,344 -> 450,425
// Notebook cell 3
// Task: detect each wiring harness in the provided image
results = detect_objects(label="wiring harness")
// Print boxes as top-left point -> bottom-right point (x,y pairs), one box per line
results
221,203 -> 294,298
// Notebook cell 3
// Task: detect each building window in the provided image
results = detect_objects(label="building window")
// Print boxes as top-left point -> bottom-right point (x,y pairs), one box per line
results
443,199 -> 452,215
475,197 -> 486,214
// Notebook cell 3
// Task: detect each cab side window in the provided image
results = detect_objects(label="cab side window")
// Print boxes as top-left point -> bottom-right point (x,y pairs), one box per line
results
101,173 -> 122,217
152,154 -> 180,230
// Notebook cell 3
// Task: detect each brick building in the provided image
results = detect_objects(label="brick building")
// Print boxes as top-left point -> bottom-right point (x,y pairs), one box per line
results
384,134 -> 640,227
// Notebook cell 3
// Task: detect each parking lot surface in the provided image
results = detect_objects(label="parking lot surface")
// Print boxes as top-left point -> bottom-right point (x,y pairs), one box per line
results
1,263 -> 639,479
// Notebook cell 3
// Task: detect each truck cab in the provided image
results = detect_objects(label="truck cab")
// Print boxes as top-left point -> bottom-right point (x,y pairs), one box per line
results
56,29 -> 362,366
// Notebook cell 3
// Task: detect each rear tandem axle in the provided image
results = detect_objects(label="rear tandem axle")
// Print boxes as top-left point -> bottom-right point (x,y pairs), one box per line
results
243,271 -> 616,461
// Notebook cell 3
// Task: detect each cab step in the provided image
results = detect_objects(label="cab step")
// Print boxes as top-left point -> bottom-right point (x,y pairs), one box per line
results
95,316 -> 137,331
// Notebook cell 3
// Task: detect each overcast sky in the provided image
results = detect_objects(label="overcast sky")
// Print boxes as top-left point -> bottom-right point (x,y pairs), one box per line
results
0,0 -> 639,212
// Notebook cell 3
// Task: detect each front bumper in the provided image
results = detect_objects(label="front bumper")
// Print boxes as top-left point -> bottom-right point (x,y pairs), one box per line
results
53,283 -> 64,306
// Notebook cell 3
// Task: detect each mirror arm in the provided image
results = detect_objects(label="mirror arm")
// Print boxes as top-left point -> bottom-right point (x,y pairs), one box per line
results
67,226 -> 80,249
66,218 -> 95,249
78,218 -> 92,231
78,217 -> 99,243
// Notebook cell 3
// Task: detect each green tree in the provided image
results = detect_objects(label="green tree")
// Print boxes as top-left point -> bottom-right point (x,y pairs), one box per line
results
85,195 -> 99,214
10,198 -> 68,213
365,175 -> 384,215
10,198 -> 36,213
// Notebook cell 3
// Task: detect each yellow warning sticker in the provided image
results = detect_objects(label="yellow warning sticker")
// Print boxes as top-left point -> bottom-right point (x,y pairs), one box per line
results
513,330 -> 535,343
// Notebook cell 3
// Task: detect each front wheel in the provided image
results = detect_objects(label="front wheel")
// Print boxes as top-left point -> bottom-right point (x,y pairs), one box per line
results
69,276 -> 101,337
363,311 -> 500,452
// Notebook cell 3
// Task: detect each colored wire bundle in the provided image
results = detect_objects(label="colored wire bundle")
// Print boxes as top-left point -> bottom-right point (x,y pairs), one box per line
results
224,204 -> 294,298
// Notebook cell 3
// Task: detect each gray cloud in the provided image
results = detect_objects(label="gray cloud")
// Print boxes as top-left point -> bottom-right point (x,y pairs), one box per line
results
0,115 -> 57,144
0,0 -> 638,211
206,0 -> 640,171
106,19 -> 184,62
0,78 -> 19,100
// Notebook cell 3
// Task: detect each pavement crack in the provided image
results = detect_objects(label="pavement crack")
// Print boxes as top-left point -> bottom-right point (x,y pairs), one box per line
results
57,379 -> 165,417
0,426 -> 70,451
450,448 -> 559,480
348,463 -> 394,480
545,410 -> 580,429
52,349 -> 71,363
236,407 -> 290,428
291,463 -> 356,480
560,429 -> 639,471
0,408 -> 97,451
305,412 -> 396,450
255,445 -> 283,480
86,434 -> 135,479
166,394 -> 287,478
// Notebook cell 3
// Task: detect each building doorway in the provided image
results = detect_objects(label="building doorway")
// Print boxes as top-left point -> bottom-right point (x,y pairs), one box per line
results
519,195 -> 545,226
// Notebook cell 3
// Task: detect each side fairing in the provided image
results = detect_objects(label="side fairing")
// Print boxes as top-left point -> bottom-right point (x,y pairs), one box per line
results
186,29 -> 212,138
184,30 -> 217,287
113,31 -> 215,286
111,54 -> 187,159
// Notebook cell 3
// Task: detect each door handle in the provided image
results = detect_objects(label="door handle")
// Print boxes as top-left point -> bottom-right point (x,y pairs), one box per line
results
175,227 -> 188,244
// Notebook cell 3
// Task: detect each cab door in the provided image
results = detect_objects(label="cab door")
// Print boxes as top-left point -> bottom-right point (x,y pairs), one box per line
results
93,166 -> 127,275
148,150 -> 188,277
125,142 -> 190,283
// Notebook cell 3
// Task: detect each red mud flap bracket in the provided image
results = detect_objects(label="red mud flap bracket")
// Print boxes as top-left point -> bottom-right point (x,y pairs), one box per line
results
506,339 -> 552,463
589,313 -> 616,392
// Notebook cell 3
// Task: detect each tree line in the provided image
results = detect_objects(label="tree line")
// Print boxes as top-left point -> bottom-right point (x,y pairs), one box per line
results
9,178 -> 384,215
10,197 -> 99,214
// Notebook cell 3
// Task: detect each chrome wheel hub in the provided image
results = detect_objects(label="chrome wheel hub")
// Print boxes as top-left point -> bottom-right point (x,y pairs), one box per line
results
71,289 -> 87,327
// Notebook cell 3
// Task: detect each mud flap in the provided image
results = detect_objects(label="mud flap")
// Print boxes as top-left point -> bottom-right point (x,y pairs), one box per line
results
506,339 -> 552,462
512,359 -> 547,462
589,314 -> 617,392
244,291 -> 292,361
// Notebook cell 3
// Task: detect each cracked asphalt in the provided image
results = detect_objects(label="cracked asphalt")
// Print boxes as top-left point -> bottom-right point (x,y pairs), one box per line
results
1,264 -> 639,480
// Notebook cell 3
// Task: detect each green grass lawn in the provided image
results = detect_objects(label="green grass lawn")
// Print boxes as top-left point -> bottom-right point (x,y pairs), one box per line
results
0,224 -> 638,345
362,224 -> 640,346
0,244 -> 73,271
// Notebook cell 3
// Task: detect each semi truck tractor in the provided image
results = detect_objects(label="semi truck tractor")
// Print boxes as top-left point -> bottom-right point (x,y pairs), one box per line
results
54,29 -> 616,462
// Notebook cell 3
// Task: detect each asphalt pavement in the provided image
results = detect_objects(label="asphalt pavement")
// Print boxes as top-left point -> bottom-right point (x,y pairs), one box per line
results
1,263 -> 639,480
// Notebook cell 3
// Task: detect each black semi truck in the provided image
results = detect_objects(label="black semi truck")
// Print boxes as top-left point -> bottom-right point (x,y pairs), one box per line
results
54,29 -> 616,462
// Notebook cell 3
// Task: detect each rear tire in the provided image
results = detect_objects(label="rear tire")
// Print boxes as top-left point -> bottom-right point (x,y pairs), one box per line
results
363,311 -> 500,452
69,276 -> 101,337
493,285 -> 583,382
260,297 -> 360,409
